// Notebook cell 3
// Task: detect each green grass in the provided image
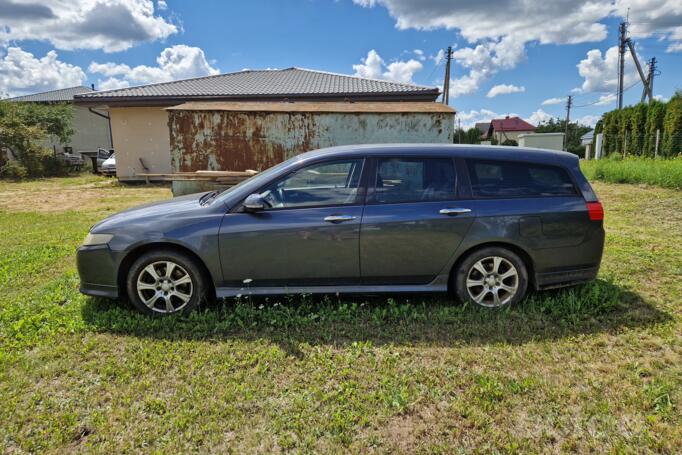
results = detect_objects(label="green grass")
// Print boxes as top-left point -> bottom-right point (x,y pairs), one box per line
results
581,156 -> 682,189
0,176 -> 681,453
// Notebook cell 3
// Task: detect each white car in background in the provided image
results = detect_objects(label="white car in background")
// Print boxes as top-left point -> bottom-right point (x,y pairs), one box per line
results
100,153 -> 116,176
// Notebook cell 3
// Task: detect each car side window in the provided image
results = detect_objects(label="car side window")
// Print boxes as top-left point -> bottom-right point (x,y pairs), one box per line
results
259,159 -> 363,209
373,158 -> 456,204
466,159 -> 577,198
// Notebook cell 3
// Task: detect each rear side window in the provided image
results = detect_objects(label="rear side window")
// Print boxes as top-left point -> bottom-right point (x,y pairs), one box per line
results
374,158 -> 456,203
466,160 -> 577,198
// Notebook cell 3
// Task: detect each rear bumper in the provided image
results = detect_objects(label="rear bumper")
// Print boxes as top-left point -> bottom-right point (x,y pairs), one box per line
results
76,244 -> 120,300
80,282 -> 119,299
535,265 -> 600,290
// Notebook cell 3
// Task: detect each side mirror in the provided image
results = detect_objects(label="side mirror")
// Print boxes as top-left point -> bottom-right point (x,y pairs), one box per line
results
243,193 -> 266,212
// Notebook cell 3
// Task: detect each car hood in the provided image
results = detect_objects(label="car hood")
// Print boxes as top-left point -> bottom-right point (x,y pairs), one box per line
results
90,192 -> 213,232
102,158 -> 115,166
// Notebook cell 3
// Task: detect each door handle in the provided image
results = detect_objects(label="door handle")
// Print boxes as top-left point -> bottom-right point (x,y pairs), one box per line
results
439,208 -> 472,215
324,215 -> 357,223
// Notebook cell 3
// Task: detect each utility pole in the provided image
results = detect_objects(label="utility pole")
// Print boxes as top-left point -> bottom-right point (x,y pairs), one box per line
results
647,57 -> 656,103
442,46 -> 453,105
563,95 -> 572,151
617,21 -> 627,110
641,59 -> 652,104
626,38 -> 652,102
458,118 -> 462,143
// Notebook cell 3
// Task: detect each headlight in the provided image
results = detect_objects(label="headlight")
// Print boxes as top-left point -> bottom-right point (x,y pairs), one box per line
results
82,233 -> 114,246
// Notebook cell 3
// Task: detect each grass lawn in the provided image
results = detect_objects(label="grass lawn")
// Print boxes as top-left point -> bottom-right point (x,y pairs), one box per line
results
581,156 -> 682,189
0,175 -> 680,453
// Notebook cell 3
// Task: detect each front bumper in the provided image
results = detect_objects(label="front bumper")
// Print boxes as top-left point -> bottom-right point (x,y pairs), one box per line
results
76,244 -> 119,299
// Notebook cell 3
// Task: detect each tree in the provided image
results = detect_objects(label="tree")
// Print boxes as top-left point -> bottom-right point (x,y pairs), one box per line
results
644,99 -> 666,155
662,92 -> 682,157
0,101 -> 74,177
453,127 -> 482,144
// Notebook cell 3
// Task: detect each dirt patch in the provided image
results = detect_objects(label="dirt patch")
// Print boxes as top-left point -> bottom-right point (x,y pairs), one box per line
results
0,178 -> 170,213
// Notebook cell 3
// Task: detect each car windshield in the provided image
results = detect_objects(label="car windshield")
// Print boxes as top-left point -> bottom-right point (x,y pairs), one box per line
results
213,156 -> 301,202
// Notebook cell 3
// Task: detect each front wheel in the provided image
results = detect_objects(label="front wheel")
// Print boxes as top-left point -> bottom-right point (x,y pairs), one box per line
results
454,247 -> 528,308
126,250 -> 208,316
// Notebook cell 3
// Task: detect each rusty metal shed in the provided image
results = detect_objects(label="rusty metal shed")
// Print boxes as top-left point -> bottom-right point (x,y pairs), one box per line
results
166,101 -> 455,178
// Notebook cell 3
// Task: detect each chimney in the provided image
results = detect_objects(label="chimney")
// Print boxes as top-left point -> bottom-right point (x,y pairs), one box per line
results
91,83 -> 95,90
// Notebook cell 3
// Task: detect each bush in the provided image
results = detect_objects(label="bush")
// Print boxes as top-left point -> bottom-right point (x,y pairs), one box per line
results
0,160 -> 28,179
0,101 -> 74,178
662,92 -> 682,157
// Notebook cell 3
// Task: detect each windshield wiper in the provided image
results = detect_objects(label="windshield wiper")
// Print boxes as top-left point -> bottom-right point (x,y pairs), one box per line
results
199,191 -> 219,205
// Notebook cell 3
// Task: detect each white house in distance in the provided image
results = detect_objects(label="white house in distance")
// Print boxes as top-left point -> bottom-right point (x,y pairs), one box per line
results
6,86 -> 112,154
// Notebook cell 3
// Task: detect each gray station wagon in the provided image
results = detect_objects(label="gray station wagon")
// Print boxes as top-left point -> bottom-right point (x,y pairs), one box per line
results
77,144 -> 605,315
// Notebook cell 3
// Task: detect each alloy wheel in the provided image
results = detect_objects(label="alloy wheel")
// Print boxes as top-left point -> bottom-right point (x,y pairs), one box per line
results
465,256 -> 519,308
136,261 -> 193,314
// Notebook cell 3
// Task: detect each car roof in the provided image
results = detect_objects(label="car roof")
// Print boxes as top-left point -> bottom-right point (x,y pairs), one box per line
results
296,144 -> 578,166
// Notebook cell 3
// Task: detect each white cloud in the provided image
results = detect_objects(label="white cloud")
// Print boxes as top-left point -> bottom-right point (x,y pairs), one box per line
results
574,46 -> 638,94
576,114 -> 600,127
431,49 -> 445,65
594,93 -> 617,105
0,0 -> 177,52
352,49 -> 384,79
542,97 -> 566,106
654,94 -> 669,102
89,45 -> 219,87
0,47 -> 86,97
384,59 -> 423,83
457,108 -> 518,129
527,109 -> 554,126
97,77 -> 131,91
413,49 -> 426,60
486,83 -> 525,98
353,49 -> 423,84
157,0 -> 168,10
351,0 -> 682,97
615,0 -> 682,52
351,0 -> 610,45
447,37 -> 525,97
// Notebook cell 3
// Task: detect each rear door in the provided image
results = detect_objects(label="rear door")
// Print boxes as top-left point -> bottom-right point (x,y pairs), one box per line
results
359,156 -> 475,285
463,159 -> 588,249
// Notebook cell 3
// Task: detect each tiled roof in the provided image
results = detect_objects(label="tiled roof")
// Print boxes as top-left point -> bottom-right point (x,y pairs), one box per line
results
6,86 -> 94,103
74,68 -> 439,103
167,101 -> 455,113
491,117 -> 536,132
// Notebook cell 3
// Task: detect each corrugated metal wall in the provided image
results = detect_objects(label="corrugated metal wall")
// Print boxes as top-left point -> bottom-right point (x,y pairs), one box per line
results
168,110 -> 454,172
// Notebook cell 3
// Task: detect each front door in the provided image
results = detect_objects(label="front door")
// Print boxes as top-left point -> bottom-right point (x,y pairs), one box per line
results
219,158 -> 365,287
360,157 -> 475,285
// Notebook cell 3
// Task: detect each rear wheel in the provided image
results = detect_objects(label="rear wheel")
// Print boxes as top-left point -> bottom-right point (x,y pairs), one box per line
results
454,247 -> 528,308
126,250 -> 207,316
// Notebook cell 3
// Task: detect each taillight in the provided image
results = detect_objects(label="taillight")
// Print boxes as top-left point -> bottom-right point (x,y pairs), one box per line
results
586,201 -> 604,221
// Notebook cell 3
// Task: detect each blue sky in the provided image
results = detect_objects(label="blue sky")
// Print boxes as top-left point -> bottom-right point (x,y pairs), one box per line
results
2,0 -> 681,128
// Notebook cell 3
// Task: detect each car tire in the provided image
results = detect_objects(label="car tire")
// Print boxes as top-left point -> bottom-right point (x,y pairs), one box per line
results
126,249 -> 208,316
454,246 -> 528,308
